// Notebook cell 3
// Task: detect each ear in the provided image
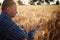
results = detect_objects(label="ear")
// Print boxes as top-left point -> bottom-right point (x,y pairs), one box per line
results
5,7 -> 11,14
6,7 -> 12,13
6,7 -> 9,11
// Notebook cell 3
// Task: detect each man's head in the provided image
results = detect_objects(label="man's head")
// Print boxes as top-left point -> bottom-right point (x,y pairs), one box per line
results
2,0 -> 17,18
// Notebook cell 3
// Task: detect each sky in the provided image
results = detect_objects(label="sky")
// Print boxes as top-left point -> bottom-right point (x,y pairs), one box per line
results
0,0 -> 30,5
0,0 -> 4,3
0,0 -> 19,3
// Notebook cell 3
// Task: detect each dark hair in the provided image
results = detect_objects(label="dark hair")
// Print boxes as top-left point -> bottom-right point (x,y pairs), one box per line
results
2,0 -> 16,11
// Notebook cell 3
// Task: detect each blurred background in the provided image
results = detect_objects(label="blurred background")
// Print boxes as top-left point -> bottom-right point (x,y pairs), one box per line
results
0,0 -> 60,5
0,0 -> 60,40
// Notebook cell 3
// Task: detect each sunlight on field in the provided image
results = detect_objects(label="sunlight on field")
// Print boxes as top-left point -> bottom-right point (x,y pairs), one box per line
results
0,6 -> 1,13
13,5 -> 60,31
13,5 -> 60,40
0,5 -> 60,40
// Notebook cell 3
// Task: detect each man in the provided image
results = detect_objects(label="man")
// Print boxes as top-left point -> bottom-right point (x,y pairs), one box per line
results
0,0 -> 40,40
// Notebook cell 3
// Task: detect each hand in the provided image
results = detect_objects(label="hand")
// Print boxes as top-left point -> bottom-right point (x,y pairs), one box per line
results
28,26 -> 40,40
39,18 -> 44,26
34,26 -> 40,31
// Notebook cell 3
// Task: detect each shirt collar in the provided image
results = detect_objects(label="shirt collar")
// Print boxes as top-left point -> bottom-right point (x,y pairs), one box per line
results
1,12 -> 12,20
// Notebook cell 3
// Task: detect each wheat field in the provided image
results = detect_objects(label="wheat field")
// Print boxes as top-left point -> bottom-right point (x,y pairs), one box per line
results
0,5 -> 60,40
